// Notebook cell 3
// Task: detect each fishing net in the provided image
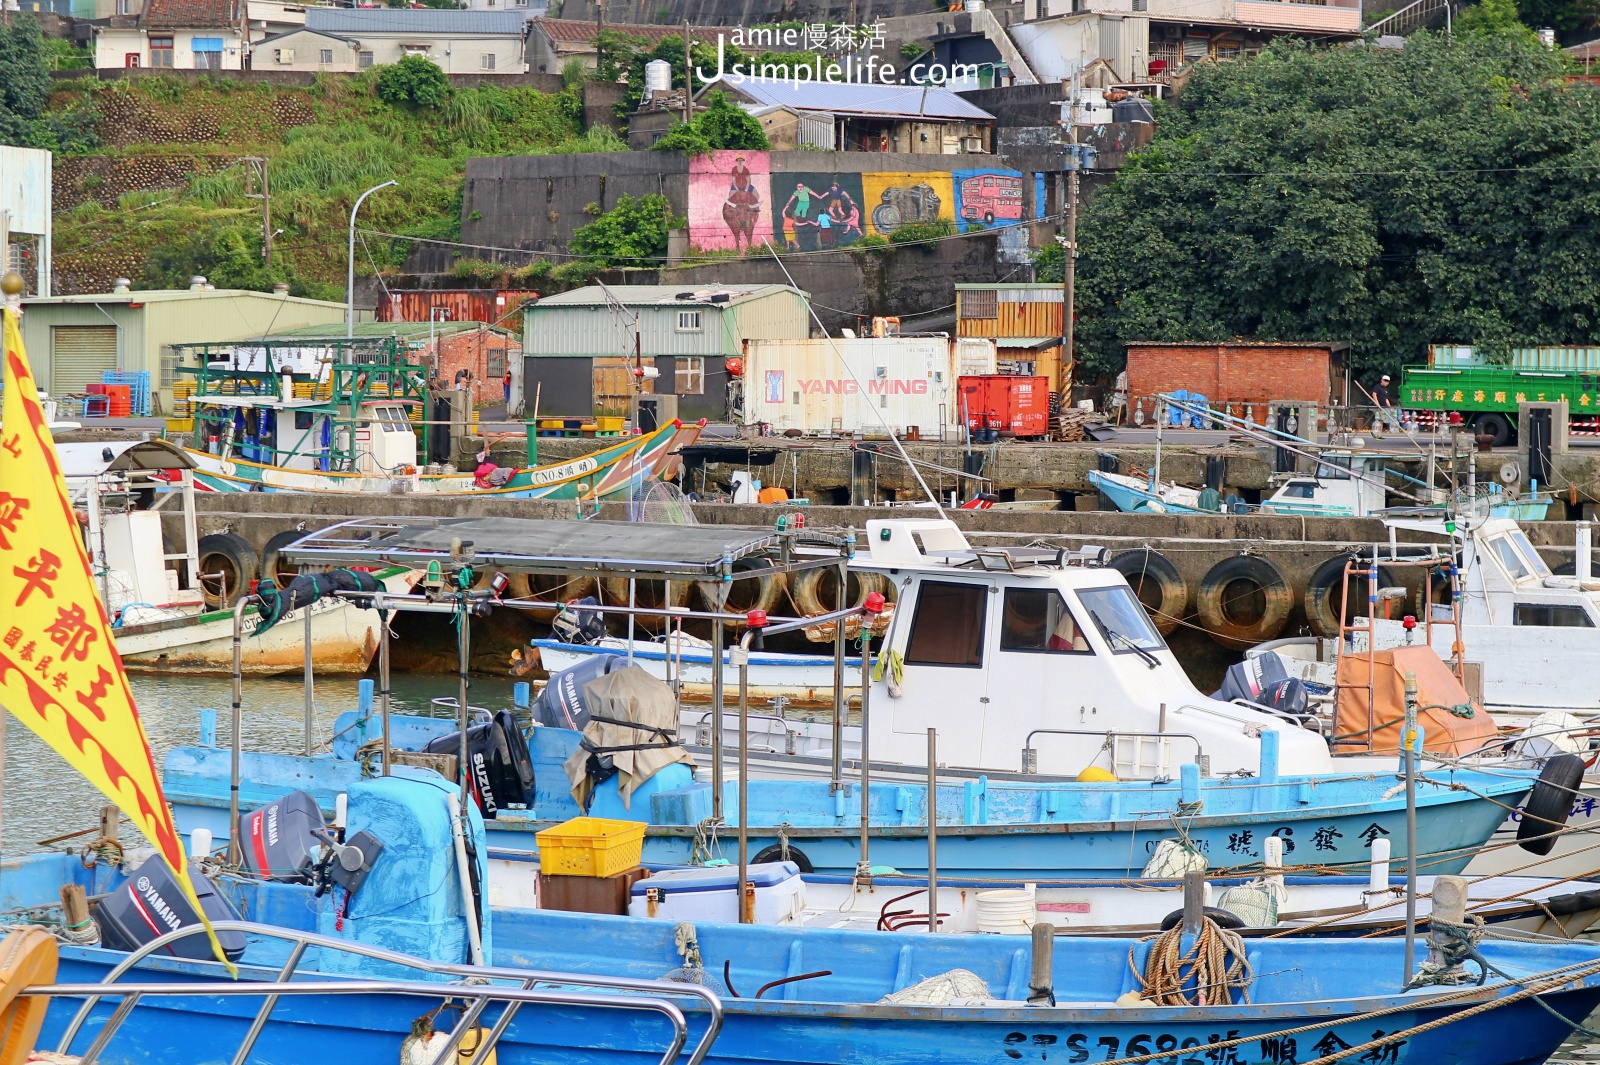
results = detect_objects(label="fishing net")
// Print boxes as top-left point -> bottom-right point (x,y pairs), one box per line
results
629,481 -> 699,525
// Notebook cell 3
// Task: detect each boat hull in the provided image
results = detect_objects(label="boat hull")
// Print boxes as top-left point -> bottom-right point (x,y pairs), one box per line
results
534,639 -> 862,701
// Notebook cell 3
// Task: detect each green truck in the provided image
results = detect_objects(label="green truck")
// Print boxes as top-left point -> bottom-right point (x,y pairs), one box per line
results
1399,345 -> 1600,446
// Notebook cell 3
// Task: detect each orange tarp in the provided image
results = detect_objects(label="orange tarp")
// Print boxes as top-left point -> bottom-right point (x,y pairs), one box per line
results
1332,645 -> 1498,757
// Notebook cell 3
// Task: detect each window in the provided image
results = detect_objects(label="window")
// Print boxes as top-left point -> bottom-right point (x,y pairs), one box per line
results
1508,529 -> 1552,577
1514,603 -> 1594,627
1077,586 -> 1166,653
1488,536 -> 1533,582
675,309 -> 703,332
1314,457 -> 1352,480
192,36 -> 223,69
1000,588 -> 1090,653
963,290 -> 998,319
149,35 -> 174,66
904,581 -> 988,667
1280,482 -> 1316,499
375,406 -> 411,431
275,47 -> 294,63
481,52 -> 496,69
676,357 -> 705,395
358,50 -> 374,67
320,48 -> 334,64
116,0 -> 131,14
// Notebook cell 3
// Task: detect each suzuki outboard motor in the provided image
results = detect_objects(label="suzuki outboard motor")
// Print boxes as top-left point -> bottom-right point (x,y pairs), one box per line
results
530,654 -> 628,731
237,791 -> 325,882
422,709 -> 534,819
96,859 -> 248,962
1214,653 -> 1309,718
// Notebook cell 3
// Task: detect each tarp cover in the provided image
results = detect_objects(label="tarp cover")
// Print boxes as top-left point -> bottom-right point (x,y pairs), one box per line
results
1332,645 -> 1498,757
562,666 -> 696,810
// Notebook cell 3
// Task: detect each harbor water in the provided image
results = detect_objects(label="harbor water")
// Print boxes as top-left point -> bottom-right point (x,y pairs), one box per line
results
0,672 -> 522,857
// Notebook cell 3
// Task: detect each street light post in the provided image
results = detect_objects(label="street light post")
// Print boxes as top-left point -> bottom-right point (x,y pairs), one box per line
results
347,180 -> 398,337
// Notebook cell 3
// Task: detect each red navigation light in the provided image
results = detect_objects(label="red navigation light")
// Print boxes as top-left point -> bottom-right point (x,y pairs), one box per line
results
863,592 -> 886,615
746,609 -> 769,629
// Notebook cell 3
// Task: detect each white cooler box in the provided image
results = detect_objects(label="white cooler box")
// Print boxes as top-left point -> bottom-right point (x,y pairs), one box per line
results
629,862 -> 806,925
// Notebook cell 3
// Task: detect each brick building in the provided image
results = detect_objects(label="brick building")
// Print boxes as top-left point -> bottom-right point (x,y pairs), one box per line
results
261,321 -> 521,408
1123,340 -> 1349,411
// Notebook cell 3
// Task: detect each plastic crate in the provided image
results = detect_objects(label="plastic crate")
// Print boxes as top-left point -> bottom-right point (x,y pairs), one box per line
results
595,416 -> 626,433
101,371 -> 152,416
535,817 -> 647,877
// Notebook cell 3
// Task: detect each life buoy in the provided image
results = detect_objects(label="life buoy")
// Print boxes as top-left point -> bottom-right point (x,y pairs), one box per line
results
1108,549 -> 1188,636
695,556 -> 786,615
1196,555 -> 1292,648
1517,754 -> 1586,856
0,928 -> 59,1065
1304,556 -> 1402,638
790,566 -> 888,617
197,532 -> 260,608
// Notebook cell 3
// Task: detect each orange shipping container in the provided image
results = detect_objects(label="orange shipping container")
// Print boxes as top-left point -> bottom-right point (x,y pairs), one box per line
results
958,375 -> 1049,438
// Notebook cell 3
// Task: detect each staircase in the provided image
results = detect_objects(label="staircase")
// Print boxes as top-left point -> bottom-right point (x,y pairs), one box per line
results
1366,0 -> 1455,36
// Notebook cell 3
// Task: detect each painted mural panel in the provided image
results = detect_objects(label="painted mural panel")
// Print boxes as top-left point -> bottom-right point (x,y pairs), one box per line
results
687,150 -> 773,254
772,174 -> 867,252
951,168 -> 1028,232
861,171 -> 953,236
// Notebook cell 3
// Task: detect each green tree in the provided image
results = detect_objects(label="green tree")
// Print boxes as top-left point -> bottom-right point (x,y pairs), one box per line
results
1454,0 -> 1539,38
0,17 -> 51,147
375,55 -> 449,109
594,29 -> 652,83
1069,34 -> 1600,377
651,90 -> 768,153
569,193 -> 683,265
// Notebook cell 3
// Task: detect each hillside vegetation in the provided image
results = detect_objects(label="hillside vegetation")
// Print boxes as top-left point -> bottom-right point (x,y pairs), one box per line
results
45,64 -> 619,297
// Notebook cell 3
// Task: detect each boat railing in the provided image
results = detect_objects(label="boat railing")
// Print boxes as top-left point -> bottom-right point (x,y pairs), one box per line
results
1227,698 -> 1326,736
695,709 -> 796,754
1020,728 -> 1203,779
46,919 -> 723,1065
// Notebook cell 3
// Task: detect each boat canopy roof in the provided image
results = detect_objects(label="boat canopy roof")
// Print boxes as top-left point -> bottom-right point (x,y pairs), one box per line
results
59,438 -> 198,479
281,516 -> 844,579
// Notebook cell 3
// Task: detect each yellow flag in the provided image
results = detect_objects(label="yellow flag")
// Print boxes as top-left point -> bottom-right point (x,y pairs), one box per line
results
0,307 -> 235,975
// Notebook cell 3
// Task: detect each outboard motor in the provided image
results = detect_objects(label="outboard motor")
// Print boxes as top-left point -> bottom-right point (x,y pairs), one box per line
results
96,859 -> 248,962
550,596 -> 607,645
422,710 -> 534,819
1214,653 -> 1309,717
530,655 -> 629,731
237,791 -> 326,882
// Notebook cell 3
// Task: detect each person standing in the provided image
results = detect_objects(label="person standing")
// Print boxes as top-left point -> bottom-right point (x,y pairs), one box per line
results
1373,374 -> 1395,437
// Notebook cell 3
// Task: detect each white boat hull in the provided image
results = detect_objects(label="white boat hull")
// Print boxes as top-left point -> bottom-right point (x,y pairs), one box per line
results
534,640 -> 862,703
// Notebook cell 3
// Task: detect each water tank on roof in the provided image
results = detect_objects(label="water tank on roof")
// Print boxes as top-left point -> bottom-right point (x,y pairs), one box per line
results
645,60 -> 673,98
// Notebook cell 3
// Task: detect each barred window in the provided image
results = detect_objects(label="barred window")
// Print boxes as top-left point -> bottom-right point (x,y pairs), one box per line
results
964,290 -> 998,319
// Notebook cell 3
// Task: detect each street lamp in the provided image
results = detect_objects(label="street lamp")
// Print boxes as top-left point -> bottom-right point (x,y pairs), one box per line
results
347,179 -> 398,337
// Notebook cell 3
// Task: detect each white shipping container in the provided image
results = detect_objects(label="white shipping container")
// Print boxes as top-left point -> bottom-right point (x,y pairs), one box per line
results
741,336 -> 963,439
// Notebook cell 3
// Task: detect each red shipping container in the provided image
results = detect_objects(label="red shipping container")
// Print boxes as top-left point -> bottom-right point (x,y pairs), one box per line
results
957,375 -> 1050,438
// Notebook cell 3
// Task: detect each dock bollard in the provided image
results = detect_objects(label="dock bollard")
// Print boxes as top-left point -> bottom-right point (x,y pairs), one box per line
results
1424,875 -> 1470,981
1028,922 -> 1055,1006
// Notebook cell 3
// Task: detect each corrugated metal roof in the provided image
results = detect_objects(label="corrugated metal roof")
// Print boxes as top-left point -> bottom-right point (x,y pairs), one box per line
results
262,321 -> 511,340
305,8 -> 528,34
531,284 -> 803,309
715,77 -> 993,122
24,288 -> 343,309
532,17 -> 686,45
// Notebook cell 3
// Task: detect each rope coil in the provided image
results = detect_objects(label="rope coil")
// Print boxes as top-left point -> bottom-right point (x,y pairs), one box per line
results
1127,916 -> 1254,1006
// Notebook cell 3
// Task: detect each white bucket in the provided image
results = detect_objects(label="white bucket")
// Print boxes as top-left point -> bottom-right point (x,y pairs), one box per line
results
976,888 -> 1036,934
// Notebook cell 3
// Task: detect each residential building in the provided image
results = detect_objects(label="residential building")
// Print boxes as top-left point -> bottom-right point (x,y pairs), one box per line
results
376,289 -> 539,328
956,283 -> 1066,390
19,281 -> 345,410
521,284 -> 810,422
0,146 -> 52,298
255,9 -> 531,73
95,0 -> 246,70
708,78 -> 996,154
527,18 -> 685,74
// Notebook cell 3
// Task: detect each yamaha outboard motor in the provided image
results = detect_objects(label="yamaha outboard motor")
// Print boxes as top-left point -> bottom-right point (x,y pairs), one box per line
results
1214,653 -> 1309,717
530,655 -> 629,731
237,791 -> 325,882
550,596 -> 607,646
96,859 -> 248,962
422,709 -> 534,819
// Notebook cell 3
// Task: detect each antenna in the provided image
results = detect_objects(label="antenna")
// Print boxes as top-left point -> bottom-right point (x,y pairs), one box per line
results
760,239 -> 947,516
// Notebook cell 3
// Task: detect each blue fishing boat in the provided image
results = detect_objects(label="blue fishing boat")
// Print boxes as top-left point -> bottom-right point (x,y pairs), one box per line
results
7,775 -> 1600,1065
157,689 -> 1539,880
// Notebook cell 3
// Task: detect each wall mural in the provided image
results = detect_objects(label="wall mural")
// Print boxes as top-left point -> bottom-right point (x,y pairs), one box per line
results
686,151 -> 1031,252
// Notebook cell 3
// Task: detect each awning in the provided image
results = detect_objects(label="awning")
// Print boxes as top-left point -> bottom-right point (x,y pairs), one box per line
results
993,337 -> 1062,352
191,37 -> 224,50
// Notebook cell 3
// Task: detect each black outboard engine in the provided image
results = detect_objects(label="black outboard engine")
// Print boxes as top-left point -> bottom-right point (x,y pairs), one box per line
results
1213,653 -> 1310,718
237,791 -> 326,882
530,655 -> 629,731
96,860 -> 248,962
551,596 -> 607,645
422,709 -> 534,819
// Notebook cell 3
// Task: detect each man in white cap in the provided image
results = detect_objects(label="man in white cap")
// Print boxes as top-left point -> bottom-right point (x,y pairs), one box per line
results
1373,373 -> 1395,437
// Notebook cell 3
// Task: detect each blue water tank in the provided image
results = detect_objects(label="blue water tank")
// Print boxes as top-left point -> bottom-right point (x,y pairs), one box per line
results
316,772 -> 490,978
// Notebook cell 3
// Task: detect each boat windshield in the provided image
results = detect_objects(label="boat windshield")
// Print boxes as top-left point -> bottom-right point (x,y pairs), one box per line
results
1487,535 -> 1535,582
1077,585 -> 1167,653
1508,529 -> 1552,578
1314,457 -> 1352,480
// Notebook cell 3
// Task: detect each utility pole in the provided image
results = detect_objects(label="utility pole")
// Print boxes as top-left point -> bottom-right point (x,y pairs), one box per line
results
682,20 -> 693,124
243,157 -> 273,264
595,0 -> 605,73
1060,74 -> 1080,404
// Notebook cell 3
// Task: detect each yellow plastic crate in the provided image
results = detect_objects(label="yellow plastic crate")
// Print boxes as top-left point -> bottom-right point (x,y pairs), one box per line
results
535,817 -> 646,877
594,416 -> 626,433
165,418 -> 194,434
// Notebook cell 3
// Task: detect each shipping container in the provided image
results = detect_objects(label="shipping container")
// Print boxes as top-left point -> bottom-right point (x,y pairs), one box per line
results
378,290 -> 539,328
958,374 -> 1050,438
739,337 -> 962,439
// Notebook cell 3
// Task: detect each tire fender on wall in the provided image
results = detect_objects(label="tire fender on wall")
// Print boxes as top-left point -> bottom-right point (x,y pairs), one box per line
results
1196,554 -> 1292,648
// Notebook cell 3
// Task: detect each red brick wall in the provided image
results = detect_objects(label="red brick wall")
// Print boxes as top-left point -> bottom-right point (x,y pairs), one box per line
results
1124,344 -> 1338,406
427,329 -> 522,407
